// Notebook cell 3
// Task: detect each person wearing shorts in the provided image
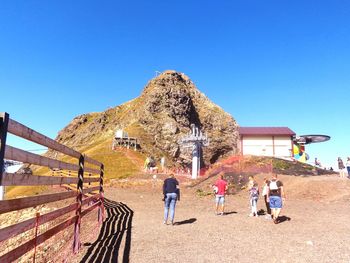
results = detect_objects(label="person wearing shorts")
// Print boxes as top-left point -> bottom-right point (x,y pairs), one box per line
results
267,174 -> 285,224
213,172 -> 228,215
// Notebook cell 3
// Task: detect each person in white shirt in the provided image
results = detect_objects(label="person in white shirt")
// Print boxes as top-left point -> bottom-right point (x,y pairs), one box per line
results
346,157 -> 350,179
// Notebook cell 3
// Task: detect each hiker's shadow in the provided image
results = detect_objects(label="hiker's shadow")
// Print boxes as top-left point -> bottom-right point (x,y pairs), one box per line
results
80,198 -> 133,263
278,215 -> 291,223
224,211 -> 237,215
173,218 -> 197,225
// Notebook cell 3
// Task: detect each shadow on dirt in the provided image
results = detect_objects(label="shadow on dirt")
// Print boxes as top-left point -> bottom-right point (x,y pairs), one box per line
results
277,215 -> 291,224
223,211 -> 237,215
80,199 -> 133,263
173,218 -> 197,225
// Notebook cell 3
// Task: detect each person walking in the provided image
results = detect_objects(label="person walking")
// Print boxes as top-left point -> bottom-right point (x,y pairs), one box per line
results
267,174 -> 286,224
247,176 -> 259,217
249,182 -> 259,217
262,177 -> 271,218
346,157 -> 350,179
144,157 -> 150,172
213,172 -> 228,215
160,156 -> 166,173
163,173 -> 180,225
338,157 -> 346,178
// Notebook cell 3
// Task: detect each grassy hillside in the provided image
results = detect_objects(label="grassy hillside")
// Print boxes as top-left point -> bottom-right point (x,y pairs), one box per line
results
81,139 -> 144,180
5,138 -> 146,199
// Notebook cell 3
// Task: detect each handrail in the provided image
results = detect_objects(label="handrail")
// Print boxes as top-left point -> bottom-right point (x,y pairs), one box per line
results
7,118 -> 102,166
0,193 -> 100,243
0,215 -> 78,263
4,145 -> 100,174
0,113 -> 105,261
0,191 -> 77,214
1,172 -> 99,186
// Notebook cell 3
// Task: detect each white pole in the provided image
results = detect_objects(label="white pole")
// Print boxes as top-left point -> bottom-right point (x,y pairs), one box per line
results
192,155 -> 198,179
197,146 -> 201,177
192,143 -> 199,179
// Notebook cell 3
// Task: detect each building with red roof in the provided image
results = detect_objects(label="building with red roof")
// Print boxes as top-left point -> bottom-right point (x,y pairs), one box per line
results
238,127 -> 296,158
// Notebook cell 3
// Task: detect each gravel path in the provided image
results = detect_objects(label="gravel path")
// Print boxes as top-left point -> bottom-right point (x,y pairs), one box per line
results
62,175 -> 350,263
96,179 -> 350,263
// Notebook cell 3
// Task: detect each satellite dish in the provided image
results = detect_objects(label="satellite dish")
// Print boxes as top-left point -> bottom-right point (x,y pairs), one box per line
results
293,135 -> 330,145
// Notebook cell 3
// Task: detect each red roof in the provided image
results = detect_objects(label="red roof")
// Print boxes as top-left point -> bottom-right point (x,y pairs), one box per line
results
239,127 -> 295,136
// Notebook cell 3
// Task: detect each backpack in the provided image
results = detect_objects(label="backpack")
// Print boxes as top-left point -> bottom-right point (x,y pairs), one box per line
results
250,187 -> 259,198
269,180 -> 279,191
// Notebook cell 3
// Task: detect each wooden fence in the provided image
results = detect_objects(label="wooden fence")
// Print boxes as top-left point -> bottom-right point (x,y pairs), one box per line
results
0,112 -> 105,262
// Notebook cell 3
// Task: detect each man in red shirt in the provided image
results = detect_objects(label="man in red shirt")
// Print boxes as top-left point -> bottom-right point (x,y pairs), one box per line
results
213,172 -> 228,215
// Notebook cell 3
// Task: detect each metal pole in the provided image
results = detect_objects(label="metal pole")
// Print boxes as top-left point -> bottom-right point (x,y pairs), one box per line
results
0,112 -> 9,201
192,143 -> 198,179
197,143 -> 201,177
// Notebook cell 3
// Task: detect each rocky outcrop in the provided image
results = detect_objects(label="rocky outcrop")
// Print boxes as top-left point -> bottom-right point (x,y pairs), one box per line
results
55,70 -> 239,167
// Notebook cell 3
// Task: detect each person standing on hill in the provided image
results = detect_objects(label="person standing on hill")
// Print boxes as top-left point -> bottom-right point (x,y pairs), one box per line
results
160,156 -> 166,173
262,178 -> 271,218
267,174 -> 286,224
144,157 -> 150,172
163,173 -> 180,225
249,181 -> 259,217
345,157 -> 350,179
213,172 -> 228,215
338,157 -> 346,178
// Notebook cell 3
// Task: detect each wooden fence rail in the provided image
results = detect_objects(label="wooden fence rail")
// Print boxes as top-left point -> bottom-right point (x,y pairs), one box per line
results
1,172 -> 100,186
5,145 -> 100,174
0,112 -> 105,262
7,118 -> 102,167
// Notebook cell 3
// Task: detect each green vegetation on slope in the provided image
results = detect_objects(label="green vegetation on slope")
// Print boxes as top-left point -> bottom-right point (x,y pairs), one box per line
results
5,138 -> 144,199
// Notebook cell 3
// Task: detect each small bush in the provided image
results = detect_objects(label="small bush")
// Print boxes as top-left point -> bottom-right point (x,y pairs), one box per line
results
196,189 -> 213,197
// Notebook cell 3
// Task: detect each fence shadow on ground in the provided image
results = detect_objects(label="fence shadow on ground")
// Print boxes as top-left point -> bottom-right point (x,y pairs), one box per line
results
80,199 -> 133,263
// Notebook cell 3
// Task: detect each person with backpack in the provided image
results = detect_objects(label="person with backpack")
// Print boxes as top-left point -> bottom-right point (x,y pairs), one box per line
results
248,176 -> 259,217
267,174 -> 286,224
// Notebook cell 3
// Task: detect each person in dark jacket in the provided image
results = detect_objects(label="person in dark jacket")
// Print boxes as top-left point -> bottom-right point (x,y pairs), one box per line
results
163,173 -> 180,225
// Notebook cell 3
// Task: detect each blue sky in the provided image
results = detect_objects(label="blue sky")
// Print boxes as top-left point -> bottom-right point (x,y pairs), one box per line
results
1,1 -> 349,169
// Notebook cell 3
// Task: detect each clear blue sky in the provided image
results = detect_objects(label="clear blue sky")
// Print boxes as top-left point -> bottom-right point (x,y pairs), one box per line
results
1,0 -> 349,169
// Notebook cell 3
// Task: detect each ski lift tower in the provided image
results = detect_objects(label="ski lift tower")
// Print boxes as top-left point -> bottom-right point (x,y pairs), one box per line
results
179,124 -> 209,179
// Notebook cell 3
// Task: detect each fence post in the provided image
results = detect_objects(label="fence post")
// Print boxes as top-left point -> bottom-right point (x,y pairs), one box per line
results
73,154 -> 84,253
0,112 -> 9,201
98,164 -> 105,224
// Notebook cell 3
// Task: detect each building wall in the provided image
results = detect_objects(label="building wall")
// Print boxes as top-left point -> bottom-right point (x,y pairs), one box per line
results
241,135 -> 292,158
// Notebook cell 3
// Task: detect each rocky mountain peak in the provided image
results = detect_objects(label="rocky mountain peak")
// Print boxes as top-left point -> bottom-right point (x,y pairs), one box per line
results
56,70 -> 239,169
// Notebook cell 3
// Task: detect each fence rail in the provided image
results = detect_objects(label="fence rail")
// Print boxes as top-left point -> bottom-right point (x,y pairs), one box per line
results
0,112 -> 105,261
1,172 -> 100,186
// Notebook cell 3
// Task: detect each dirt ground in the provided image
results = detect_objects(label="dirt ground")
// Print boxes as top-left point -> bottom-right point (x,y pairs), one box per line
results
64,174 -> 350,263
